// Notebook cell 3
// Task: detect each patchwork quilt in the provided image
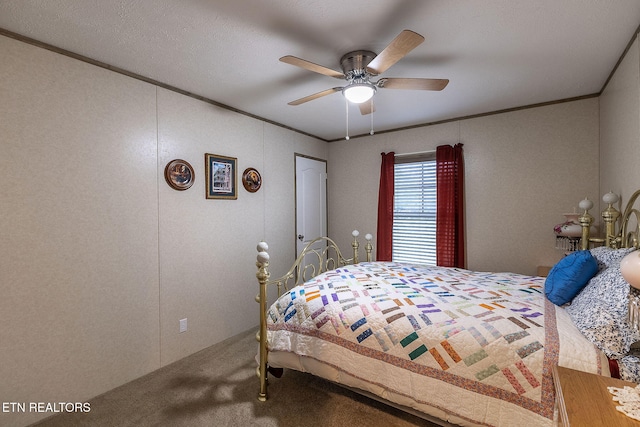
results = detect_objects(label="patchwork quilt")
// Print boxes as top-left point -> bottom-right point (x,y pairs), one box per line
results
266,262 -> 607,426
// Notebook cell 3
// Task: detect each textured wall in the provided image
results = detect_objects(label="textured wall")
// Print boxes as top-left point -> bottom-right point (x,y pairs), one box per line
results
0,35 -> 160,426
0,35 -> 326,427
328,98 -> 600,276
600,36 -> 640,210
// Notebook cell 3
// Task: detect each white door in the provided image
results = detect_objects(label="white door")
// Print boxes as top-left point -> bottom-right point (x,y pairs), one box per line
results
295,155 -> 327,261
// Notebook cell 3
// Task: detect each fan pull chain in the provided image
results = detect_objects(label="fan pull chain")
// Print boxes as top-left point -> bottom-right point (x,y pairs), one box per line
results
370,98 -> 374,135
345,98 -> 350,140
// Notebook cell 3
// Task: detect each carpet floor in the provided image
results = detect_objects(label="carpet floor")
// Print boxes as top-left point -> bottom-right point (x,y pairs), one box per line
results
32,328 -> 438,427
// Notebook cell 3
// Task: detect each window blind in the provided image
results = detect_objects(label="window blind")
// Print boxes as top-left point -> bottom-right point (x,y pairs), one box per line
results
393,158 -> 437,265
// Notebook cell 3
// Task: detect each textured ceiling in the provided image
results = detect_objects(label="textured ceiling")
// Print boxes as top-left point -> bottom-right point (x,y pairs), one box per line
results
1,0 -> 640,141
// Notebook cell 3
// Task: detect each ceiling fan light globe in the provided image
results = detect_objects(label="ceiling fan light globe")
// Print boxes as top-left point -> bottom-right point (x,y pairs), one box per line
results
343,83 -> 376,104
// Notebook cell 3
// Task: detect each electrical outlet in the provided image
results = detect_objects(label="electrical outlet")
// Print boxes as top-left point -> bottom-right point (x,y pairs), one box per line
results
179,318 -> 187,333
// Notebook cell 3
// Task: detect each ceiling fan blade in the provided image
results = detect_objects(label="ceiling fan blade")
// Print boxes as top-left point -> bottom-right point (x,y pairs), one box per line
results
288,87 -> 342,105
280,55 -> 345,79
366,30 -> 425,75
378,78 -> 449,91
359,101 -> 375,115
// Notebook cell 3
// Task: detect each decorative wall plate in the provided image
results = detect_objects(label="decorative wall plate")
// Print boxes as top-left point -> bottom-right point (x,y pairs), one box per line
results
242,168 -> 262,193
164,159 -> 194,191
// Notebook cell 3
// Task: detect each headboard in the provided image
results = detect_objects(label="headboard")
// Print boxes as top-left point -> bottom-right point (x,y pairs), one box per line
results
579,189 -> 640,250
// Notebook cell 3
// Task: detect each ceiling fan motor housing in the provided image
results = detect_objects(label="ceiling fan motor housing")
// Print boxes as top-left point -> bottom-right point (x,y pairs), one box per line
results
340,50 -> 377,80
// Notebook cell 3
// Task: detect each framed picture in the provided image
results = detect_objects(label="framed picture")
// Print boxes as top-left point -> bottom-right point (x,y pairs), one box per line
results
164,159 -> 194,191
205,153 -> 237,199
242,167 -> 262,193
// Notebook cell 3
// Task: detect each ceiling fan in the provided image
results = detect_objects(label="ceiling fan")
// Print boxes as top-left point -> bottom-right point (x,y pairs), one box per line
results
280,30 -> 449,115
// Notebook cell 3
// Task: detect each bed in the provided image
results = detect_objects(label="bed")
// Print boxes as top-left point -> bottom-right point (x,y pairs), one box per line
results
254,191 -> 640,426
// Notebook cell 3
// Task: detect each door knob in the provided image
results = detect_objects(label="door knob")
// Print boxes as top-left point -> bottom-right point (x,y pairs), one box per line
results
298,234 -> 304,241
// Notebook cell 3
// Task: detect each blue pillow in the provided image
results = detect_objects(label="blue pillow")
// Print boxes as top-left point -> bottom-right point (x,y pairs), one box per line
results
545,250 -> 598,306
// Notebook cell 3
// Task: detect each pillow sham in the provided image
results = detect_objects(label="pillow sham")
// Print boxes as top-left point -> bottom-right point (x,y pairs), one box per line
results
566,262 -> 640,358
590,246 -> 636,271
544,250 -> 598,306
618,354 -> 640,383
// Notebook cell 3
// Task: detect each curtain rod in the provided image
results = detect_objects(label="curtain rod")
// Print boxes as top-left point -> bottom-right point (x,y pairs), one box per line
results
395,150 -> 436,158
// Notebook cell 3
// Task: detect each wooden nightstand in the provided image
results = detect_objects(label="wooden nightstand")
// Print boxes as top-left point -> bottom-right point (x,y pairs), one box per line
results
552,365 -> 640,426
537,265 -> 552,277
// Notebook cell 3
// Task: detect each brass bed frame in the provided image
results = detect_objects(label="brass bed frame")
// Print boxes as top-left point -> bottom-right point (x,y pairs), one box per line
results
254,230 -> 373,401
579,189 -> 640,250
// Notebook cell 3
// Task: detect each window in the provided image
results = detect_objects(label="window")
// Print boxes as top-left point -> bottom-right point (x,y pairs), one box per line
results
393,153 -> 436,264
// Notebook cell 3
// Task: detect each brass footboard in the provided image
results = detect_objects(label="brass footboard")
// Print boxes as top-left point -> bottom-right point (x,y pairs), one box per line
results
255,230 -> 373,401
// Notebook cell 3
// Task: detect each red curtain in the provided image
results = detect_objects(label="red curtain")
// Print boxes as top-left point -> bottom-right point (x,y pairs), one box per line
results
436,144 -> 465,268
376,152 -> 395,261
